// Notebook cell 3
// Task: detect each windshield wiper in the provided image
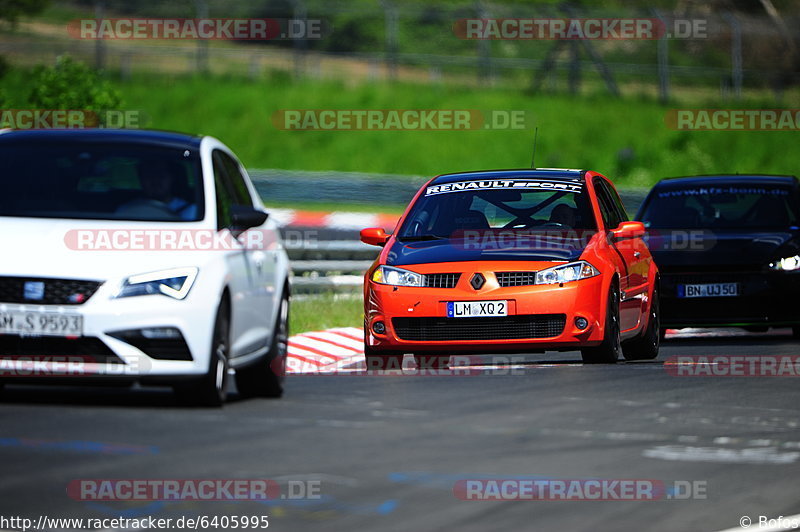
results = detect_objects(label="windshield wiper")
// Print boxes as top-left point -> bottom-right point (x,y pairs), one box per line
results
399,234 -> 447,242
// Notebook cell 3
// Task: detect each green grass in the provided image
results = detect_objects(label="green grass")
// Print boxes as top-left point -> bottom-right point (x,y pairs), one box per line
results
3,68 -> 800,187
290,294 -> 363,335
110,74 -> 800,187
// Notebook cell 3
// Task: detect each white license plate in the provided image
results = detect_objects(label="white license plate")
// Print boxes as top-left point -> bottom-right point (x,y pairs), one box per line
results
0,311 -> 83,337
678,283 -> 740,298
447,300 -> 508,318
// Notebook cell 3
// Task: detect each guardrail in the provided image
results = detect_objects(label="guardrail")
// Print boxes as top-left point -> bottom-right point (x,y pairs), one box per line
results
286,240 -> 375,294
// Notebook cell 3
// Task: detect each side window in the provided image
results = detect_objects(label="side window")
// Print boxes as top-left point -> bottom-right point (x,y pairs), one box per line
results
604,181 -> 630,224
593,178 -> 622,230
212,153 -> 233,229
217,151 -> 253,206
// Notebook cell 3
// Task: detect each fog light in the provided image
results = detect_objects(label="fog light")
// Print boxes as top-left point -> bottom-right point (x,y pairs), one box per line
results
373,321 -> 386,335
575,317 -> 589,330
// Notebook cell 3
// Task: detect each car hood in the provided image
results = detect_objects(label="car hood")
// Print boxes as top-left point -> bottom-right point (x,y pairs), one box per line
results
0,217 -> 216,281
385,232 -> 591,267
646,229 -> 799,269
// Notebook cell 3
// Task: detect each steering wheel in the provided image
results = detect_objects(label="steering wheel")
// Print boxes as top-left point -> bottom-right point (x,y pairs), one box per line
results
539,222 -> 569,228
502,219 -> 546,229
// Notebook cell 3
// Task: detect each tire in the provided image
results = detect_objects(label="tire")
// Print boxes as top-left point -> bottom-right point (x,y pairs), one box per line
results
414,354 -> 451,369
622,286 -> 660,361
235,289 -> 288,399
364,342 -> 404,371
581,284 -> 621,364
174,299 -> 231,407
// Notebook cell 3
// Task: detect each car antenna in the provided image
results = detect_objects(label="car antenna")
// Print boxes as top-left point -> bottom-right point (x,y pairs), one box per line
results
530,127 -> 539,169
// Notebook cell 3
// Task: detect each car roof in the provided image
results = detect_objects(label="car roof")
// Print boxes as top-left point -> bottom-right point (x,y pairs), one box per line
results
0,128 -> 203,149
653,174 -> 798,188
430,168 -> 585,185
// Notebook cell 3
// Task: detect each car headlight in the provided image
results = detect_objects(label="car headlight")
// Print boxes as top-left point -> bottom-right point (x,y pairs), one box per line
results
536,261 -> 600,285
372,265 -> 423,287
769,255 -> 800,271
115,267 -> 199,300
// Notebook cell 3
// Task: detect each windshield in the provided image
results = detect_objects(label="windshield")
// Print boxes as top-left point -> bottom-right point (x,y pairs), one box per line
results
639,184 -> 799,230
398,180 -> 597,240
0,141 -> 204,222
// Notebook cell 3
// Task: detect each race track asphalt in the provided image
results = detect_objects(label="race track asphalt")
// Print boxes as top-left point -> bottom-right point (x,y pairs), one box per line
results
1,329 -> 799,532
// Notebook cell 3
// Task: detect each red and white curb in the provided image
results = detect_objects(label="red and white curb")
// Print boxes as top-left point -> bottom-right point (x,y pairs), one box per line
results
268,208 -> 399,231
285,328 -> 784,375
287,327 -> 364,374
664,327 -> 787,339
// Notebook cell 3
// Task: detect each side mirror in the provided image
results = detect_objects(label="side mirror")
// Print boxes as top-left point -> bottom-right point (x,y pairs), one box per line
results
231,205 -> 269,232
611,221 -> 646,240
360,227 -> 390,247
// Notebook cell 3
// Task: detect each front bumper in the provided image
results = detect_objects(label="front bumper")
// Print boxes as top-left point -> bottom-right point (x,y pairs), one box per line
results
660,270 -> 800,327
365,269 -> 607,354
0,285 -> 216,381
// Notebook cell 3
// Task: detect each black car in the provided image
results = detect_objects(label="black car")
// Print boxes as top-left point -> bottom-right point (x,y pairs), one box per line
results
636,175 -> 800,336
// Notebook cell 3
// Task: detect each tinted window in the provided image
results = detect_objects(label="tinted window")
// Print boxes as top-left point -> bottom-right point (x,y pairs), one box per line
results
593,178 -> 625,230
0,141 -> 204,221
399,180 -> 596,239
639,183 -> 800,229
215,150 -> 253,206
603,181 -> 629,223
212,154 -> 233,229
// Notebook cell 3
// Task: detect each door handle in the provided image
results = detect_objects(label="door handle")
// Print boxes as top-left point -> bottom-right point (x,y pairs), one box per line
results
633,251 -> 641,258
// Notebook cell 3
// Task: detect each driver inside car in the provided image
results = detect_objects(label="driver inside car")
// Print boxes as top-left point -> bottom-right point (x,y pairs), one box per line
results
548,203 -> 578,228
116,160 -> 197,220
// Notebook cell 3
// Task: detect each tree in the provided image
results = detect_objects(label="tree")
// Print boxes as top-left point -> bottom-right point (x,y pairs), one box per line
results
28,55 -> 121,114
0,0 -> 50,25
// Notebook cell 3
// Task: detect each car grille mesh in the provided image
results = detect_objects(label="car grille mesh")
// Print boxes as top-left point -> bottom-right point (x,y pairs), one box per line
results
0,277 -> 102,306
423,273 -> 460,289
495,271 -> 538,287
392,314 -> 567,341
0,336 -> 124,364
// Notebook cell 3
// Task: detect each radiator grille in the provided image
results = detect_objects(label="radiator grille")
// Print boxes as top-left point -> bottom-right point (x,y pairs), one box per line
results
0,277 -> 102,305
423,273 -> 460,289
393,314 -> 566,341
495,271 -> 537,287
0,335 -> 123,364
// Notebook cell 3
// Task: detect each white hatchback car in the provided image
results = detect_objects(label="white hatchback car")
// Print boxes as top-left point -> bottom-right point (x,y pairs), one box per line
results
0,129 -> 291,405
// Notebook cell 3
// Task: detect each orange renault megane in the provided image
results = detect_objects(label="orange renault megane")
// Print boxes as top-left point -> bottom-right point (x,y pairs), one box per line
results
360,169 -> 660,368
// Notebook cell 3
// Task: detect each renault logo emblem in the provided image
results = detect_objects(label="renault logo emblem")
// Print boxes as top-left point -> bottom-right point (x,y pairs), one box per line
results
470,273 -> 485,290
